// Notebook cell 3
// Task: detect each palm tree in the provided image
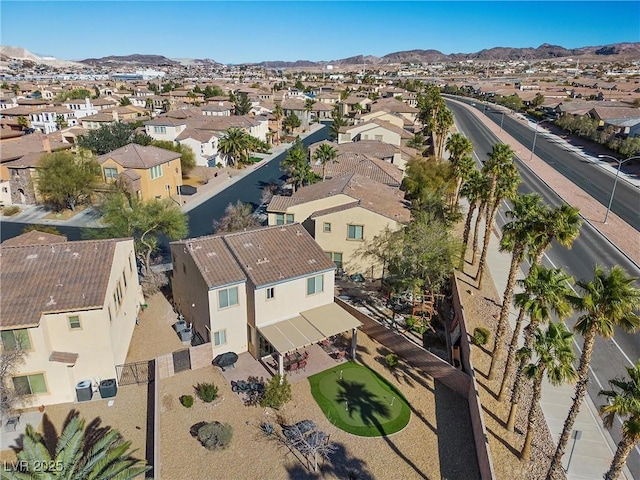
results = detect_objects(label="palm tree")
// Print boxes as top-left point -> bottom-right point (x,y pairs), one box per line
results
9,413 -> 150,479
505,266 -> 574,426
547,265 -> 640,479
273,103 -> 283,143
476,146 -> 520,287
458,169 -> 487,270
488,193 -> 546,379
304,98 -> 316,130
451,154 -> 476,211
598,361 -> 640,480
328,106 -> 347,140
313,143 -> 338,181
218,127 -> 249,167
281,138 -> 312,192
433,107 -> 454,159
529,204 -> 582,267
518,322 -> 577,461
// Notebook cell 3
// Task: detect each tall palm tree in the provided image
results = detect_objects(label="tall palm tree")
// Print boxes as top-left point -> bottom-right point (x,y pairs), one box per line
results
9,413 -> 150,479
273,103 -> 283,143
434,107 -> 454,159
451,154 -> 476,211
518,321 -> 577,461
530,204 -> 582,267
476,146 -> 520,288
488,193 -> 547,379
304,98 -> 316,130
458,168 -> 486,269
547,265 -> 640,479
218,127 -> 249,167
598,361 -> 640,480
313,143 -> 338,181
506,266 -> 574,428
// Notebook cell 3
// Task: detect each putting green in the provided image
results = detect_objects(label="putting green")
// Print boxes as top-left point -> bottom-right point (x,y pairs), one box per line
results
308,362 -> 411,436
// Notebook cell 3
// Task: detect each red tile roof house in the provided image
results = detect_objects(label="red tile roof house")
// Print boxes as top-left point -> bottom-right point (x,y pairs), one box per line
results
0,235 -> 144,407
170,224 -> 361,375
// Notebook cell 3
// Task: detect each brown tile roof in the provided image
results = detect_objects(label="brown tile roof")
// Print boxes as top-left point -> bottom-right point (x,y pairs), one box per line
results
49,351 -> 79,364
309,201 -> 360,219
172,236 -> 246,289
175,128 -> 218,142
310,152 -> 403,186
223,224 -> 335,287
1,106 -> 36,116
266,196 -> 304,213
370,97 -> 419,113
1,230 -> 67,246
4,151 -> 46,168
0,239 -> 124,329
0,132 -> 71,163
97,143 -> 181,169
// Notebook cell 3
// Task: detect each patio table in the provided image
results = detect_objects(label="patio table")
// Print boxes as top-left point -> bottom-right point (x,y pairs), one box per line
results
284,351 -> 304,368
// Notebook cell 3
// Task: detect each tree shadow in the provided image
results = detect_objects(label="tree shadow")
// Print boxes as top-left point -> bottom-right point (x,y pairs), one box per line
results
284,442 -> 375,479
481,404 -> 507,429
476,378 -> 499,402
486,426 -> 521,457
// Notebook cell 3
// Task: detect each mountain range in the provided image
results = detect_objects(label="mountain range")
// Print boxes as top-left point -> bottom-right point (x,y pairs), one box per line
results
2,42 -> 639,69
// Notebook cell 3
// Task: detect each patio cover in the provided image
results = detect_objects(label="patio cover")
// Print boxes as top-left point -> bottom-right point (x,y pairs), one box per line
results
259,303 -> 362,354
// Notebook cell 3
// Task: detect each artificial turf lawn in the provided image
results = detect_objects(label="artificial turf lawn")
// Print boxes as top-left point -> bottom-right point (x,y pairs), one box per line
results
308,361 -> 411,436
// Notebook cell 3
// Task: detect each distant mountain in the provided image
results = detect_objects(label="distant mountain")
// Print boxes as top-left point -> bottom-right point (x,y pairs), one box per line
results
0,45 -> 85,68
79,54 -> 180,67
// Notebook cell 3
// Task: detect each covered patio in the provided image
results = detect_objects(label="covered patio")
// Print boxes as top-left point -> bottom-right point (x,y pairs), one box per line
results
258,303 -> 362,378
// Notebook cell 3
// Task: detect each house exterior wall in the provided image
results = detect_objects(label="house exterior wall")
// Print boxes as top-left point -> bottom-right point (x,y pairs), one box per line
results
313,206 -> 401,277
178,136 -> 218,167
8,168 -> 37,205
267,194 -> 354,227
346,125 -> 401,146
145,123 -> 186,142
9,240 -> 141,407
100,157 -> 182,201
0,180 -> 11,205
208,283 -> 248,357
357,111 -> 404,128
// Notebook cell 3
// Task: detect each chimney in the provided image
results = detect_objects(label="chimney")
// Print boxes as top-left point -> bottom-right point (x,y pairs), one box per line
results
112,110 -> 119,121
85,97 -> 91,108
42,136 -> 51,153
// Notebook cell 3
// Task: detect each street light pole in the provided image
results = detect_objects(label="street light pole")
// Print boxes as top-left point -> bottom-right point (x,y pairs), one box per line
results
598,154 -> 640,224
499,111 -> 505,132
529,119 -> 547,161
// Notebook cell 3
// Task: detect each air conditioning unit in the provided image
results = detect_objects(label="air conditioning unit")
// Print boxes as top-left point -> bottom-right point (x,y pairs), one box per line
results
99,379 -> 118,398
76,380 -> 93,402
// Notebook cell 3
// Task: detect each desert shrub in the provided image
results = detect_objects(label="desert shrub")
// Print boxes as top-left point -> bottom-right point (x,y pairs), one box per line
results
259,374 -> 291,409
180,395 -> 194,408
2,205 -> 20,216
195,382 -> 219,403
260,422 -> 274,436
197,421 -> 233,450
472,327 -> 490,346
385,353 -> 399,369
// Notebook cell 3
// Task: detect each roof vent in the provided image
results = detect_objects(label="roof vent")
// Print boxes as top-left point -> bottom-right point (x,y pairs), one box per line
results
256,257 -> 269,265
51,245 -> 55,252
46,296 -> 57,307
206,251 -> 217,257
26,254 -> 38,260
72,252 -> 80,259
296,230 -> 302,236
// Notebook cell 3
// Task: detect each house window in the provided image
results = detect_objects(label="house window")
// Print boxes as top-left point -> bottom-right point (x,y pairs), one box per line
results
213,329 -> 227,346
1,329 -> 32,350
150,165 -> 163,179
218,286 -> 239,309
104,167 -> 118,180
68,315 -> 81,330
12,373 -> 47,395
275,213 -> 294,225
323,222 -> 331,233
153,126 -> 166,134
375,135 -> 383,141
306,274 -> 324,295
266,287 -> 275,300
325,252 -> 343,269
347,224 -> 364,240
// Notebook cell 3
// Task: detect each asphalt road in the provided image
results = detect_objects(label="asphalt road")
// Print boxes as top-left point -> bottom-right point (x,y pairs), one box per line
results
447,99 -> 640,479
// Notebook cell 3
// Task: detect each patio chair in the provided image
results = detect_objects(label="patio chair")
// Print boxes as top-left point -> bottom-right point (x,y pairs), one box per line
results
287,362 -> 298,372
302,350 -> 309,360
334,350 -> 347,362
298,360 -> 307,371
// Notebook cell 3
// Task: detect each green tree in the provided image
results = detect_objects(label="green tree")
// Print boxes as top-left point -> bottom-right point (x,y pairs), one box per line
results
120,96 -> 132,106
407,132 -> 426,152
21,225 -> 63,235
328,106 -> 347,140
529,204 -> 582,266
99,193 -> 188,274
304,98 -> 316,128
77,122 -> 152,155
475,143 -> 519,287
36,151 -> 100,211
281,138 -> 313,192
282,112 -> 301,134
213,201 -> 261,233
505,266 -> 574,428
150,140 -> 196,176
401,156 -> 454,216
489,193 -> 547,379
55,114 -> 68,130
234,93 -> 252,115
532,93 -> 545,108
8,413 -> 150,479
433,108 -> 454,159
17,115 -> 29,131
445,133 -> 474,207
598,361 -> 640,480
54,88 -> 92,103
518,322 -> 577,461
312,143 -> 338,181
203,85 -> 223,99
218,127 -> 249,167
547,265 -> 640,479
458,169 -> 487,269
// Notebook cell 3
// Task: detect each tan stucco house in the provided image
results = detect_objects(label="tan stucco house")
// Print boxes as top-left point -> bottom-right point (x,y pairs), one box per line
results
0,235 -> 144,407
97,143 -> 182,202
266,173 -> 411,276
170,224 -> 361,375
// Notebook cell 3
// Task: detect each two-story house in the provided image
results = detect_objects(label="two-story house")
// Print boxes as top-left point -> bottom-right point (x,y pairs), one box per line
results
170,224 -> 361,375
338,119 -> 413,147
29,106 -> 78,134
97,143 -> 182,202
0,234 -> 144,407
266,173 -> 410,276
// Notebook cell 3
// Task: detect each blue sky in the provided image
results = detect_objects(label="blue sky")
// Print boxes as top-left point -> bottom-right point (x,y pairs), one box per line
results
1,1 -> 639,64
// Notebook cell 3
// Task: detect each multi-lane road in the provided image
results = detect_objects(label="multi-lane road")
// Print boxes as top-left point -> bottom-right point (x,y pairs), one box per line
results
447,98 -> 640,478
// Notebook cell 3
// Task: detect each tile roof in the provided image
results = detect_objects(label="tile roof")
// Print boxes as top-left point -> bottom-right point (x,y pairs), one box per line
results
97,143 -> 181,169
310,152 -> 403,186
370,97 -> 419,113
0,239 -> 124,329
1,230 -> 67,246
172,236 -> 246,289
266,195 -> 304,213
175,128 -> 218,142
223,224 -> 335,287
0,132 -> 71,162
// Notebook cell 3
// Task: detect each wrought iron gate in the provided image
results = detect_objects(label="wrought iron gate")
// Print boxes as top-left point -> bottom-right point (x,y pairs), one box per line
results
116,360 -> 155,386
